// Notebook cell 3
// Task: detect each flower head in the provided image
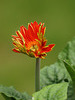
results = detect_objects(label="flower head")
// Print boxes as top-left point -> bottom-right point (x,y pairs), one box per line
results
12,21 -> 55,59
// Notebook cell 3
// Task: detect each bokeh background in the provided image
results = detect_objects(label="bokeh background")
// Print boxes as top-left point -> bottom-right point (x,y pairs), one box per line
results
0,0 -> 75,99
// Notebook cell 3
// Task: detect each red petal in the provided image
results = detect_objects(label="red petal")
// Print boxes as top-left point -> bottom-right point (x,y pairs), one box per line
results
31,22 -> 40,37
20,26 -> 31,43
20,26 -> 26,39
41,27 -> 46,35
12,35 -> 18,39
16,31 -> 21,39
12,49 -> 20,53
13,43 -> 16,46
39,22 -> 41,26
33,21 -> 38,26
42,40 -> 47,47
41,44 -> 55,53
34,51 -> 47,59
28,24 -> 37,40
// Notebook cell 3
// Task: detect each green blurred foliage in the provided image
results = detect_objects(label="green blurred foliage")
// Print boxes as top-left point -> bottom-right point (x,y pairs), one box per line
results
0,0 -> 75,99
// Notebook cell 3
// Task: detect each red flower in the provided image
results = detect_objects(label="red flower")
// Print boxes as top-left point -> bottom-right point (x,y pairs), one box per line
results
12,21 -> 55,59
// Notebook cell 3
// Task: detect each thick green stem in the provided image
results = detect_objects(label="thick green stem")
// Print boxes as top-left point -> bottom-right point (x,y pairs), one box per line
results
35,58 -> 41,92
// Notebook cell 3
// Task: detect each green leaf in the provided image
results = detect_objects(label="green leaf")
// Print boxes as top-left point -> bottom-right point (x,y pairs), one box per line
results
63,61 -> 75,99
58,37 -> 75,69
40,60 -> 71,88
1,94 -> 15,100
0,85 -> 32,100
33,82 -> 68,100
58,37 -> 75,99
40,37 -> 75,100
58,37 -> 75,82
40,60 -> 73,100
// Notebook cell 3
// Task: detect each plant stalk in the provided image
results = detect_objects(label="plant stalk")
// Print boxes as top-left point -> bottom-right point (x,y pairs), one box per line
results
35,58 -> 41,92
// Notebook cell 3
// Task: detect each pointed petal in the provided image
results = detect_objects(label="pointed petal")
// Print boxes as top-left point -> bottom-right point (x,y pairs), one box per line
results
12,35 -> 18,39
20,26 -> 32,44
12,49 -> 20,53
42,40 -> 47,47
31,22 -> 40,37
41,44 -> 55,53
33,21 -> 38,26
20,26 -> 26,39
41,26 -> 46,35
28,24 -> 37,40
16,31 -> 21,39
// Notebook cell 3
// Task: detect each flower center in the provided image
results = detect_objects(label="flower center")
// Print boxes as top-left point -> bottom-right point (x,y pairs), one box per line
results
30,44 -> 38,52
27,41 -> 39,52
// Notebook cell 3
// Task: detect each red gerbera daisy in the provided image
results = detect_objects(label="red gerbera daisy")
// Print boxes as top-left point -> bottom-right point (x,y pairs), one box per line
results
12,21 -> 55,59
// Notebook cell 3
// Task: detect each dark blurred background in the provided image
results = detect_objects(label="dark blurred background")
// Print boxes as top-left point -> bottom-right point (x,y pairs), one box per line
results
0,0 -> 75,99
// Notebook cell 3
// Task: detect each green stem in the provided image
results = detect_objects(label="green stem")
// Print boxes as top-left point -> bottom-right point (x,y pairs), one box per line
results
35,58 -> 41,92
